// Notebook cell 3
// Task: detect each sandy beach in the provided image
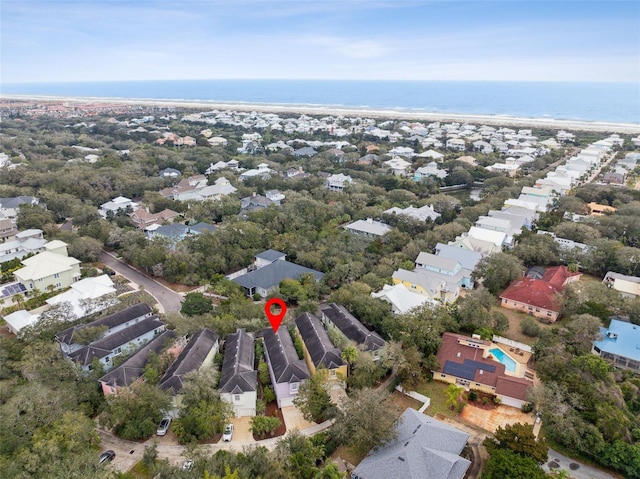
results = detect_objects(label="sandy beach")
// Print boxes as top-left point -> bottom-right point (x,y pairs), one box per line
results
2,94 -> 640,134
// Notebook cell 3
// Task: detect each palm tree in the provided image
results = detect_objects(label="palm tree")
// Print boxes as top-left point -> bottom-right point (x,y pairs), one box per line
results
341,345 -> 358,378
445,384 -> 465,411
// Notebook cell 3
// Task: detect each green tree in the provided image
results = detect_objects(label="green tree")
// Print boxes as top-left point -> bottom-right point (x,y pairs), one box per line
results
482,449 -> 547,479
180,292 -> 214,316
483,422 -> 548,463
445,384 -> 465,411
472,252 -> 524,295
293,370 -> 335,423
341,344 -> 358,378
250,414 -> 282,439
333,388 -> 398,455
173,369 -> 233,443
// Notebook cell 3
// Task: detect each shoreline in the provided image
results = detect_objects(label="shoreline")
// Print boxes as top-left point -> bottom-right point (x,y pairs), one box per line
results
2,93 -> 640,134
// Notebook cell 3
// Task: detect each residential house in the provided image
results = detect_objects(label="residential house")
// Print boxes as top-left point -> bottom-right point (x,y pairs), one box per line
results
197,177 -> 237,201
99,330 -> 177,396
130,208 -> 180,230
383,204 -> 441,223
0,218 -> 18,242
13,241 -> 81,293
324,173 -> 353,192
0,196 -> 40,221
603,271 -> 640,298
434,332 -> 533,408
466,226 -> 507,248
56,303 -> 154,355
351,408 -> 470,479
262,328 -> 310,408
68,316 -> 166,371
239,163 -> 273,181
265,189 -> 285,205
99,196 -> 138,218
371,283 -> 435,314
392,268 -> 447,302
413,252 -> 473,300
159,328 -> 220,402
3,309 -> 39,335
500,265 -> 582,322
474,216 -> 522,245
587,202 -> 617,216
159,167 -> 181,178
344,218 -> 392,239
592,319 -> 640,373
446,138 -> 466,151
384,157 -> 412,176
448,234 -> 502,257
159,175 -> 208,201
417,149 -> 444,161
219,329 -> 257,417
434,243 -> 482,273
295,312 -> 347,385
241,193 -> 275,212
46,274 -> 117,319
293,147 -> 317,157
231,250 -> 324,297
414,162 -> 447,180
0,229 -> 47,263
319,303 -> 386,358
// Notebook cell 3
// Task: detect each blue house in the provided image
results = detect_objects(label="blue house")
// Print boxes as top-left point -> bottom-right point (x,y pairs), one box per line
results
593,319 -> 640,373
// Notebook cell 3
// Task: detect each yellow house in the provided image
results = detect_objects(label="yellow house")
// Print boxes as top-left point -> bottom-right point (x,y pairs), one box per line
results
295,312 -> 347,385
391,268 -> 444,300
14,241 -> 81,293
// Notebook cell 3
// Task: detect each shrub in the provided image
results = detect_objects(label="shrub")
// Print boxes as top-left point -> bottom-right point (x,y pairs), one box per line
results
521,317 -> 541,337
521,402 -> 534,413
482,396 -> 490,405
494,396 -> 502,405
468,390 -> 478,401
263,386 -> 276,403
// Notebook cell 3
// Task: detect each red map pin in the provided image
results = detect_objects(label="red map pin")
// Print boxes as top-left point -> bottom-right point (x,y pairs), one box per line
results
265,298 -> 287,333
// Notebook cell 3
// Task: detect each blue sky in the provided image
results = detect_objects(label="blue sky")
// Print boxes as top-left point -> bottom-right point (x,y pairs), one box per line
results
1,0 -> 639,83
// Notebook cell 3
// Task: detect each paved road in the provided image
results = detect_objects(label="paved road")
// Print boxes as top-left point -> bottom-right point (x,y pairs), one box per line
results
99,251 -> 184,314
543,448 -> 617,479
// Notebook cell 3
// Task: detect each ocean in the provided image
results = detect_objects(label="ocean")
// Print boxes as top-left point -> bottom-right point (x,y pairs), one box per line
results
2,80 -> 639,124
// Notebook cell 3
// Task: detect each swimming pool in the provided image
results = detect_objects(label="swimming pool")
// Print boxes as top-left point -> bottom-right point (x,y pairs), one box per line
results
489,348 -> 517,373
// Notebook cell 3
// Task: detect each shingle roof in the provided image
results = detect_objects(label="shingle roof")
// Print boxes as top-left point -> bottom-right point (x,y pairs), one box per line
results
159,328 -> 219,394
56,303 -> 153,346
219,329 -> 257,394
70,317 -> 165,366
99,330 -> 176,389
435,333 -> 532,402
154,223 -> 190,238
352,408 -> 470,479
295,313 -> 344,369
434,243 -> 481,272
232,260 -> 323,290
319,303 -> 385,352
262,328 -> 310,384
500,266 -> 581,312
256,249 -> 286,262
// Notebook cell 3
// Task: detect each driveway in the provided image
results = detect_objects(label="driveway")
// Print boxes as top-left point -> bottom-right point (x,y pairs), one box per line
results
460,403 -> 534,433
100,251 -> 184,314
281,405 -> 316,432
543,448 -> 618,479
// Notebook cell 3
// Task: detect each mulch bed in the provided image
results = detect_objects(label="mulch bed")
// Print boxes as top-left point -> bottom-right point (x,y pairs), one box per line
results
466,391 -> 500,410
252,402 -> 287,441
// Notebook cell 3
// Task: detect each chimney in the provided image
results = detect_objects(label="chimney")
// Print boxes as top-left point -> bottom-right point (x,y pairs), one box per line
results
252,192 -> 256,197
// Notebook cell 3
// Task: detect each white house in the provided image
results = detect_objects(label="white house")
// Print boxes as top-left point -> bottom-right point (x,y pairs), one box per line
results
219,329 -> 257,417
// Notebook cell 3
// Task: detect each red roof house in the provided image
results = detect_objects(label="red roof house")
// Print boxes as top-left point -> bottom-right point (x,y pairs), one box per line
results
499,265 -> 581,322
433,332 -> 533,408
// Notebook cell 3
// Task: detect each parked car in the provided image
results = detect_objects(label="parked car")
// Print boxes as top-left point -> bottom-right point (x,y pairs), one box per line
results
157,416 -> 172,436
222,423 -> 234,442
98,450 -> 116,464
181,460 -> 194,471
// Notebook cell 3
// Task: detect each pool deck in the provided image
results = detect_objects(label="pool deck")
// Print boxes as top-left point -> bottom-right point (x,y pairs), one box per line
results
489,344 -> 533,379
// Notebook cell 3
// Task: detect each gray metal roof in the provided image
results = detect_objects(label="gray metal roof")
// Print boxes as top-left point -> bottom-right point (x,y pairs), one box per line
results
319,303 -> 386,352
70,317 -> 165,366
262,328 -> 310,384
434,243 -> 482,272
415,252 -> 459,273
352,408 -> 470,479
295,313 -> 344,369
232,260 -> 323,290
256,249 -> 286,262
159,328 -> 219,394
56,303 -> 153,346
219,329 -> 257,394
99,330 -> 176,389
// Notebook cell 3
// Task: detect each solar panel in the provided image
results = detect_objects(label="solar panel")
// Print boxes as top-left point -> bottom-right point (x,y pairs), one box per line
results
443,361 -> 476,381
463,359 -> 496,373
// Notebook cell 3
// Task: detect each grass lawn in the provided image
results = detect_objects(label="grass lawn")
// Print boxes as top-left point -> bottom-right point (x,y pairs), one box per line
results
414,380 -> 458,418
332,445 -> 367,468
491,305 -> 553,346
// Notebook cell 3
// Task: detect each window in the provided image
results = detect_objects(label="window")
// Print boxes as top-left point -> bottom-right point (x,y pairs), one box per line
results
54,273 -> 60,278
233,394 -> 241,403
440,374 -> 446,378
546,312 -> 552,317
290,382 -> 299,392
330,370 -> 336,376
56,282 -> 62,288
